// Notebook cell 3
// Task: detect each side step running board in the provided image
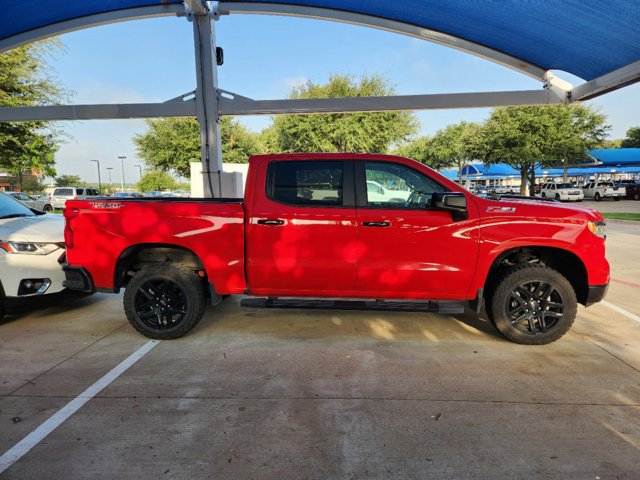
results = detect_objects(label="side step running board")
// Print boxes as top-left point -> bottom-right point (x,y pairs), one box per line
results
240,298 -> 465,314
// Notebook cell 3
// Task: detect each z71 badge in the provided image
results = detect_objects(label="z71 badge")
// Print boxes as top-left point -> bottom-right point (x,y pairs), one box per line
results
90,202 -> 123,209
486,206 -> 516,213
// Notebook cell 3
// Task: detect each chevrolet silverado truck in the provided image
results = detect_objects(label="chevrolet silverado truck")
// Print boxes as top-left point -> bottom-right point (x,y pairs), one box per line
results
62,153 -> 609,345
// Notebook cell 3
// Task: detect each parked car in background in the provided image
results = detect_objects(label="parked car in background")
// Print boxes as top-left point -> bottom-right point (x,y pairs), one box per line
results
582,181 -> 625,201
7,192 -> 53,211
0,192 -> 66,320
539,183 -> 584,202
616,180 -> 640,200
172,190 -> 191,198
366,180 -> 410,204
143,191 -> 164,198
111,192 -> 143,198
624,182 -> 640,200
50,187 -> 101,209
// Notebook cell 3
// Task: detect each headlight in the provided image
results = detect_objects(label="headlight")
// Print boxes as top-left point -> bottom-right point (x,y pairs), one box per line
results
0,241 -> 64,255
587,221 -> 607,238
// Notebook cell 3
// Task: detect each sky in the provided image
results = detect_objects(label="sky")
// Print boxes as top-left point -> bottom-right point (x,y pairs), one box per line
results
40,12 -> 640,184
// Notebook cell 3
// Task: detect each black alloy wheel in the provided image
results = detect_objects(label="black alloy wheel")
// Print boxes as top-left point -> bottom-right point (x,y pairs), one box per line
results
488,264 -> 577,345
124,265 -> 207,339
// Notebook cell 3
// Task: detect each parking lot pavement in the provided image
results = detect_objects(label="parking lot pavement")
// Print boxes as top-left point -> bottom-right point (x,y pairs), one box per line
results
1,224 -> 640,479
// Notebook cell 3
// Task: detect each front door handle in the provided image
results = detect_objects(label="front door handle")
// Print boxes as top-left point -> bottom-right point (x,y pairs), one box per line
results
257,219 -> 285,226
362,221 -> 391,227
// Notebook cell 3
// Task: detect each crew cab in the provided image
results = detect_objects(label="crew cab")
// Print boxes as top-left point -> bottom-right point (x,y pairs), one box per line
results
582,181 -> 624,201
62,153 -> 610,345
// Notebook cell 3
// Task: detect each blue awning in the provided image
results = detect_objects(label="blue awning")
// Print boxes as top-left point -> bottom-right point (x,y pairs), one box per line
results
588,148 -> 640,167
0,1 -> 639,83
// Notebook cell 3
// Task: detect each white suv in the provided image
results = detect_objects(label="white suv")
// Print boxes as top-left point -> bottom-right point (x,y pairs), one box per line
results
50,186 -> 101,209
0,192 -> 66,320
539,182 -> 584,202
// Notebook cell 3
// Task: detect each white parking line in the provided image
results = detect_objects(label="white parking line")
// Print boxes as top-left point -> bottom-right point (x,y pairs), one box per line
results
0,340 -> 159,474
601,300 -> 640,325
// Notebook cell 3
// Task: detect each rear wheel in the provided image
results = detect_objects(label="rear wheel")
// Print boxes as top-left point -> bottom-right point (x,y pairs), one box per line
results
594,192 -> 602,201
43,204 -> 52,212
487,264 -> 577,345
613,197 -> 620,201
123,265 -> 207,339
555,193 -> 560,201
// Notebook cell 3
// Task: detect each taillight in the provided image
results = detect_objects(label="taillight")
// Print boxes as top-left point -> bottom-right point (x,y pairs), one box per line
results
74,195 -> 78,200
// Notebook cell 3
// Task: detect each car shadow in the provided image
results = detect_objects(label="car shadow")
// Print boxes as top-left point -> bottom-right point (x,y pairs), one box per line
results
1,290 -> 98,324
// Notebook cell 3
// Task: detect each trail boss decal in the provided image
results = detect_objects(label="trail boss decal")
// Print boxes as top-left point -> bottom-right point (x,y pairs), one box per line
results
90,202 -> 123,209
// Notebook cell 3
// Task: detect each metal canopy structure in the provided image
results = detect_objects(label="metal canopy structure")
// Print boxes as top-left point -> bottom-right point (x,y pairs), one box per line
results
1,0 -> 639,196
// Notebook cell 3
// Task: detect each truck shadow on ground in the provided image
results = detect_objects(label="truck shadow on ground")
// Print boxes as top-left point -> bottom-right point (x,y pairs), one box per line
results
194,295 -> 503,344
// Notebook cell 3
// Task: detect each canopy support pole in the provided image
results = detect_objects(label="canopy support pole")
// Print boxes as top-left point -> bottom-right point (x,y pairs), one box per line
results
187,0 -> 223,198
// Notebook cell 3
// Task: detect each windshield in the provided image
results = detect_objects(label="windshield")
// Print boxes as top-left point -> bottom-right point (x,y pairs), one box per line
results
0,192 -> 35,218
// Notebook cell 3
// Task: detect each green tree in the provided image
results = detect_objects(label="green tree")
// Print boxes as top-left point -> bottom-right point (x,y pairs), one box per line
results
0,42 -> 65,189
621,127 -> 640,148
600,138 -> 622,149
55,174 -> 83,187
134,117 -> 264,177
137,170 -> 177,193
269,74 -> 418,153
21,178 -> 45,195
396,122 -> 481,181
469,105 -> 609,195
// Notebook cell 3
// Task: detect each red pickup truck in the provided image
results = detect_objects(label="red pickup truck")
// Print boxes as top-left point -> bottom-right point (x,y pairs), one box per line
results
62,153 -> 609,345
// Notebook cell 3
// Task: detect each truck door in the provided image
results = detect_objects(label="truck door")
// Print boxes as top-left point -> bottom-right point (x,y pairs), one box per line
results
354,160 -> 479,299
247,159 -> 358,295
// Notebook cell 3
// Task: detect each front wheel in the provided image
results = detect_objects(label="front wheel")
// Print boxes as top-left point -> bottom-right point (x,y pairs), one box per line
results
487,264 -> 577,345
123,265 -> 207,339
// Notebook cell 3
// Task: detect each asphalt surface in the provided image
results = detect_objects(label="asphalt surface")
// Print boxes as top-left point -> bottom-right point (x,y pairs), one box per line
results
1,201 -> 639,479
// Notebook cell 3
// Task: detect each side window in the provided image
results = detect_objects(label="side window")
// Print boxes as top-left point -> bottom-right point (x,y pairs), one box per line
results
76,188 -> 84,195
269,161 -> 344,206
364,161 -> 445,209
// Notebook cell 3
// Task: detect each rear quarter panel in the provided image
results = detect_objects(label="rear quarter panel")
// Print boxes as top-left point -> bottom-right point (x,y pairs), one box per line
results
64,199 -> 246,294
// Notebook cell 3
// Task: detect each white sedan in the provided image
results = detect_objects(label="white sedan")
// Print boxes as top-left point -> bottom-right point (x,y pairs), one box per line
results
0,192 -> 66,320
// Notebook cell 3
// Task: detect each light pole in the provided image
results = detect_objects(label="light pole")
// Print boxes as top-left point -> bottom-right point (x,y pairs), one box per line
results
106,167 -> 113,184
118,155 -> 126,190
90,159 -> 102,193
134,164 -> 143,180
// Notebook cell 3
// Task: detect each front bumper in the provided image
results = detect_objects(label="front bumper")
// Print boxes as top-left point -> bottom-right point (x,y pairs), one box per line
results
62,264 -> 95,293
1,250 -> 66,297
585,283 -> 609,307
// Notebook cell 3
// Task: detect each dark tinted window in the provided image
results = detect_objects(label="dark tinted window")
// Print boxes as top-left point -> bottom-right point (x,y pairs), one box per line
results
269,161 -> 344,206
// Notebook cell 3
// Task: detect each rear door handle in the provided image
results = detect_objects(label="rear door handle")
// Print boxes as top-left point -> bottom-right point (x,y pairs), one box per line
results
362,221 -> 391,227
257,219 -> 285,226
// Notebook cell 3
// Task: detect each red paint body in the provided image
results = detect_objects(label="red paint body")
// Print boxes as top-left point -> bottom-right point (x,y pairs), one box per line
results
64,153 -> 609,301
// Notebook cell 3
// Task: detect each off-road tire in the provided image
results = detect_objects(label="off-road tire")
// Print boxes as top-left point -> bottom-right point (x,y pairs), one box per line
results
123,265 -> 207,339
488,264 -> 577,345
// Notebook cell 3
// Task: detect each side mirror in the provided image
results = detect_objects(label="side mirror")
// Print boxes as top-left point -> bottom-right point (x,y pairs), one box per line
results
431,192 -> 468,221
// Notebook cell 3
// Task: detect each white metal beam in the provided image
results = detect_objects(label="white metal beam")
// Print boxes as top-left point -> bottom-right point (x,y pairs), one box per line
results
0,88 -> 568,122
570,60 -> 640,101
0,102 -> 195,122
218,2 -> 549,81
218,88 -> 567,116
0,5 -> 183,54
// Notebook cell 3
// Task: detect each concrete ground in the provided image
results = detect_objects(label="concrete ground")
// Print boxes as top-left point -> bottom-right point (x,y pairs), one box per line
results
1,206 -> 639,479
